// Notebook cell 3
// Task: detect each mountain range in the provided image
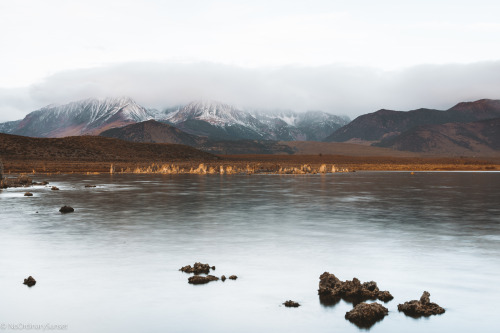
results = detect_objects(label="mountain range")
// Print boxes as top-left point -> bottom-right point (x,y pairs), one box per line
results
1,97 -> 499,156
0,98 -> 349,142
99,120 -> 295,154
325,99 -> 500,156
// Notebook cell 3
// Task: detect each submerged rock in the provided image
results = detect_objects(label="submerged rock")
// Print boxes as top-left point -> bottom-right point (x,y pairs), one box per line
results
345,302 -> 388,328
318,272 -> 393,305
24,192 -> 33,196
283,300 -> 300,307
398,291 -> 445,317
59,206 -> 74,213
23,276 -> 36,287
51,186 -> 59,191
188,275 -> 219,285
84,184 -> 97,188
179,262 -> 212,275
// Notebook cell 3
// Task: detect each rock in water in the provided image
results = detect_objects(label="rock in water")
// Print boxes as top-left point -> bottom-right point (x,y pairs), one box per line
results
221,275 -> 226,282
228,275 -> 238,280
24,192 -> 33,196
23,276 -> 36,287
59,206 -> 74,213
398,291 -> 445,317
188,275 -> 219,285
318,272 -> 393,304
51,186 -> 59,191
283,300 -> 300,307
179,262 -> 211,275
345,302 -> 388,328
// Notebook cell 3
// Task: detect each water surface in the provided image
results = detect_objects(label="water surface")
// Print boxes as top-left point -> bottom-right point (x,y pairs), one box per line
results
1,172 -> 499,332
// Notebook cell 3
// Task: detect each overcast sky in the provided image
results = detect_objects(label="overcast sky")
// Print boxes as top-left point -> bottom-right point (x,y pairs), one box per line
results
1,0 -> 500,121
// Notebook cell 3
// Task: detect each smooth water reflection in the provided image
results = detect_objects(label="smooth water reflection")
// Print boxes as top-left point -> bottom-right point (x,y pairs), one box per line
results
0,172 -> 499,332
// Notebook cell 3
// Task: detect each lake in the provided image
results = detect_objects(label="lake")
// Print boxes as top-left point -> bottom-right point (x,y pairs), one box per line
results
0,172 -> 499,332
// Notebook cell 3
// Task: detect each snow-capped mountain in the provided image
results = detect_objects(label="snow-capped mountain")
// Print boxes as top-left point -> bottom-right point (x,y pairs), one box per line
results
156,101 -> 350,141
157,101 -> 268,140
0,97 -> 350,141
253,110 -> 350,141
2,97 -> 152,137
162,101 -> 254,126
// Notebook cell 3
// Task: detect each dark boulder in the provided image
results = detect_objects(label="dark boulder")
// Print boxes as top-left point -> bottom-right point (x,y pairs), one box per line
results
228,275 -> 238,280
221,275 -> 226,282
283,300 -> 300,307
24,192 -> 33,196
51,186 -> 59,191
188,275 -> 219,285
345,302 -> 388,328
179,262 -> 212,275
23,276 -> 36,287
84,184 -> 97,188
318,272 -> 393,305
398,291 -> 445,317
59,206 -> 74,213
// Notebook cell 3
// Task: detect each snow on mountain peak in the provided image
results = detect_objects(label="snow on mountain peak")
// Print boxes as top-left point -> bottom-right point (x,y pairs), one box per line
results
162,100 -> 256,127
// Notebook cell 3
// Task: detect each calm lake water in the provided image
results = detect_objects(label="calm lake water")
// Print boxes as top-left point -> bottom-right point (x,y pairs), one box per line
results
0,172 -> 499,332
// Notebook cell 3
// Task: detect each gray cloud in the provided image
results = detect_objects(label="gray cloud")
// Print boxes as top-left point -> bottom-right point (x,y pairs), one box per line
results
1,61 -> 500,122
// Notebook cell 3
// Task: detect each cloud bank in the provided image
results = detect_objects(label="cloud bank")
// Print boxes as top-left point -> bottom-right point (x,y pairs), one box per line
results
1,61 -> 500,122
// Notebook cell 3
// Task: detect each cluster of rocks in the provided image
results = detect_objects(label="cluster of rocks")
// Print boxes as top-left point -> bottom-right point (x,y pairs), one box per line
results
318,272 -> 393,327
397,291 -> 446,317
1,175 -> 34,188
0,176 -> 52,189
318,272 -> 394,305
221,275 -> 237,281
318,272 -> 445,328
180,262 -> 237,285
0,174 -> 78,213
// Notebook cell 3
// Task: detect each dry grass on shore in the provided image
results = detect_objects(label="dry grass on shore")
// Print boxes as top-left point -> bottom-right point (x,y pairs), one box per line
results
1,154 -> 498,175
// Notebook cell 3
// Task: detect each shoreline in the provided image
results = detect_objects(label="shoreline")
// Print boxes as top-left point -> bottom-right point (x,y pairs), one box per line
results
1,154 -> 499,174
